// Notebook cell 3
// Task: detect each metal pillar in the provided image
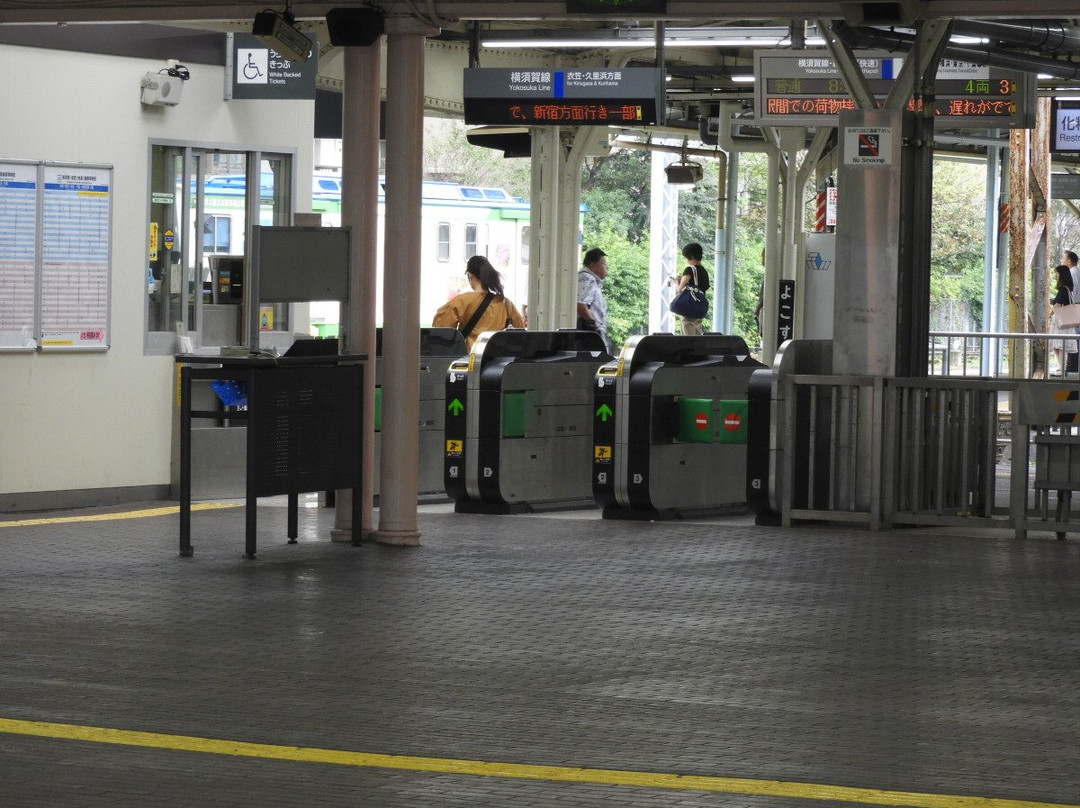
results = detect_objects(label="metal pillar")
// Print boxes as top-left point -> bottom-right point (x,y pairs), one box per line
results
1008,127 -> 1030,377
719,151 -> 738,336
332,41 -> 382,542
649,148 -> 678,334
761,149 -> 782,361
711,149 -> 728,335
528,125 -> 603,332
529,126 -> 563,331
982,140 -> 1003,377
376,17 -> 435,546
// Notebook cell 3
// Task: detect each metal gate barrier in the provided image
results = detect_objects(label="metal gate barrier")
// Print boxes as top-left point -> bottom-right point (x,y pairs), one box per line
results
593,334 -> 765,519
444,330 -> 611,513
373,327 -> 466,499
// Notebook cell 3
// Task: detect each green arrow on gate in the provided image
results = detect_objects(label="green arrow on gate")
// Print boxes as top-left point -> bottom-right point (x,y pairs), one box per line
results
448,398 -> 465,416
596,403 -> 613,422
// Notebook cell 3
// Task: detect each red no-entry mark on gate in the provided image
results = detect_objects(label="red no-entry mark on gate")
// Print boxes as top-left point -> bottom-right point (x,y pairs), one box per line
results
724,413 -> 742,431
695,412 -> 709,430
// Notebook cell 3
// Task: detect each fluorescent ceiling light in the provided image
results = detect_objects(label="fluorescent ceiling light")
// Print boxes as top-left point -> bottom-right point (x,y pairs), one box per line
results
731,74 -> 756,83
481,26 -> 824,49
483,36 -> 825,48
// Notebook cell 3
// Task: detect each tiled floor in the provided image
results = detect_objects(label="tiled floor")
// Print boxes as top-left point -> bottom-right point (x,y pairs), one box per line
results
0,498 -> 1077,808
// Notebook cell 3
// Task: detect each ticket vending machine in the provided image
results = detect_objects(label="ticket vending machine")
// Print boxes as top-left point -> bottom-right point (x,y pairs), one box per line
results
593,334 -> 765,519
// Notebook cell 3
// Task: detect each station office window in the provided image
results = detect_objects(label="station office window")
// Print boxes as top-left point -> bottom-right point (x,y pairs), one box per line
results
145,144 -> 293,355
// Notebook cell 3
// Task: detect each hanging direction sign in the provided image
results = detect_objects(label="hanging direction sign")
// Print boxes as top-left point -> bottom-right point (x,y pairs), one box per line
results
463,67 -> 664,126
754,50 -> 1034,129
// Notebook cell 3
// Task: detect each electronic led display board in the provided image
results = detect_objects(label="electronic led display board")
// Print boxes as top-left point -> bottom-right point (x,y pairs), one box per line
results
1051,99 -> 1080,153
463,67 -> 663,126
755,50 -> 1035,129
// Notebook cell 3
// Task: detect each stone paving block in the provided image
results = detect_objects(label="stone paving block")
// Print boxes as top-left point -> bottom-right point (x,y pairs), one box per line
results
0,500 -> 1077,807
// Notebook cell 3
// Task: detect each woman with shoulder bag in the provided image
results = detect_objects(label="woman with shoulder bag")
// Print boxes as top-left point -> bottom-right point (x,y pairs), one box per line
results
433,255 -> 526,350
1050,264 -> 1077,376
669,242 -> 711,335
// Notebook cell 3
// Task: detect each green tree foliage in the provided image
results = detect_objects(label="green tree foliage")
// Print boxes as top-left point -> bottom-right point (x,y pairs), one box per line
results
929,159 -> 988,328
730,154 -> 769,347
422,118 -> 531,198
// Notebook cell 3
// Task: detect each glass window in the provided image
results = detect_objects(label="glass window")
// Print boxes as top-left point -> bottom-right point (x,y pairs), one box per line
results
465,223 -> 477,258
145,144 -> 293,354
202,214 -> 232,253
437,222 -> 451,262
520,225 -> 530,266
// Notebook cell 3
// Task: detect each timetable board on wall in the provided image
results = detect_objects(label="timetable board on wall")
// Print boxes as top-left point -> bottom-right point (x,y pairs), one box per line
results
0,160 -> 112,351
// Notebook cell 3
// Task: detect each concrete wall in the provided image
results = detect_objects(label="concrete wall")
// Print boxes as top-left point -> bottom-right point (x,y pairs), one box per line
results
0,43 -> 314,509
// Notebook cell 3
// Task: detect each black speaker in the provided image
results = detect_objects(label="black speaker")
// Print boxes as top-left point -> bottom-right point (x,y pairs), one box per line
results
326,7 -> 384,47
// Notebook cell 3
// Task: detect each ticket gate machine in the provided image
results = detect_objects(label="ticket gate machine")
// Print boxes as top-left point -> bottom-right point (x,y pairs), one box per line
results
593,334 -> 766,519
374,328 -> 467,499
445,330 -> 612,513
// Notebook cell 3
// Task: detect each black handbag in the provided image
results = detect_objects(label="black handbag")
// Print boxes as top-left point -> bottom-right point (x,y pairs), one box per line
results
669,266 -> 708,319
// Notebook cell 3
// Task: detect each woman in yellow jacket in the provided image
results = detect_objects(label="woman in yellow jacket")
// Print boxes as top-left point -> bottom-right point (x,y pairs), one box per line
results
433,255 -> 526,349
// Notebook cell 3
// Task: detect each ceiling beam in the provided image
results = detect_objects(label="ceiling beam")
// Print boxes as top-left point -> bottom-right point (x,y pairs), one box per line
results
4,1 -> 1080,25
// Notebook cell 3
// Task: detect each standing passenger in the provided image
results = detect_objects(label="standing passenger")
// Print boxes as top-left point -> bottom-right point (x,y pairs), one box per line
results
671,242 -> 711,336
1065,251 -> 1080,374
1050,264 -> 1075,376
432,255 -> 526,350
576,247 -> 613,354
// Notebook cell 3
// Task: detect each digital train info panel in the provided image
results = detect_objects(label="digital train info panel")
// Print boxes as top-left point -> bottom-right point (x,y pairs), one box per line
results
754,50 -> 1035,129
464,67 -> 663,126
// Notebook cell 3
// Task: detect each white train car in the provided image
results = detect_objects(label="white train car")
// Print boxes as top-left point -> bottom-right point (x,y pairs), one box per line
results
201,173 -> 532,328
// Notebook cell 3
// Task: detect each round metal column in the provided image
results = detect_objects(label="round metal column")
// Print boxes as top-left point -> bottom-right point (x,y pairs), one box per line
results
376,18 -> 434,546
332,41 -> 382,542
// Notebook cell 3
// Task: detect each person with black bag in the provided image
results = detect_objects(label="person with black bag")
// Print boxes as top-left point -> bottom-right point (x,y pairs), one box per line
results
669,242 -> 710,335
433,255 -> 526,350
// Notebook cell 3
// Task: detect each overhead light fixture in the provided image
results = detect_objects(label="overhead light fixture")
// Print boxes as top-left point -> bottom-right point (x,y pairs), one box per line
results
481,26 -> 824,50
252,3 -> 312,62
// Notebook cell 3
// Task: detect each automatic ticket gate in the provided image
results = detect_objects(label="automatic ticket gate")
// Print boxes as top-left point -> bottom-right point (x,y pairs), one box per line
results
374,327 -> 467,499
593,334 -> 766,518
445,330 -> 611,513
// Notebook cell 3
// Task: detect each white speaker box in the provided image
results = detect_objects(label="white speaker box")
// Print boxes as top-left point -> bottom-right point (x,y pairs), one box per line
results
140,73 -> 183,106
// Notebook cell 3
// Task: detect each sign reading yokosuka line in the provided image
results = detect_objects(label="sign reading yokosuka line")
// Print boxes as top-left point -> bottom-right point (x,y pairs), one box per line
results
754,50 -> 1035,129
463,67 -> 664,126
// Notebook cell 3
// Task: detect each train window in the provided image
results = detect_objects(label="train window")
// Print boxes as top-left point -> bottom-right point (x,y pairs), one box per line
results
482,188 -> 509,201
465,223 -> 478,258
202,214 -> 232,254
437,222 -> 451,262
459,187 -> 484,200
521,226 -> 530,266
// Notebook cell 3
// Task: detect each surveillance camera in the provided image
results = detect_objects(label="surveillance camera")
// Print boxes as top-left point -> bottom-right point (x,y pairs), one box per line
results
252,10 -> 312,62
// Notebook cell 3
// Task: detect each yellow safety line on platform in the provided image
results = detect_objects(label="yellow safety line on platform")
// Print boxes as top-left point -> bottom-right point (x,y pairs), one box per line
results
0,503 -> 237,527
0,718 -> 1074,808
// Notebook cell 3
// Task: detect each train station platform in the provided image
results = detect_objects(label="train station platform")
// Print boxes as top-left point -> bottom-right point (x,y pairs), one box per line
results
0,497 -> 1077,808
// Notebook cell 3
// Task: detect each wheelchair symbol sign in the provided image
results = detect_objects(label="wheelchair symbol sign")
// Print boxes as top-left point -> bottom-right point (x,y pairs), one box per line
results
237,50 -> 269,84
